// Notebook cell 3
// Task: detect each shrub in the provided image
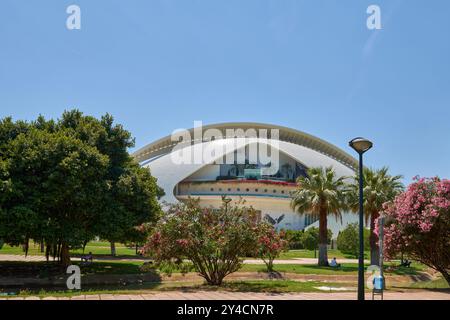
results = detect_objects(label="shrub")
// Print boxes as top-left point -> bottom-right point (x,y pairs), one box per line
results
301,227 -> 332,251
336,223 -> 370,258
139,261 -> 156,272
380,177 -> 450,285
256,224 -> 288,272
142,198 -> 260,286
284,229 -> 304,249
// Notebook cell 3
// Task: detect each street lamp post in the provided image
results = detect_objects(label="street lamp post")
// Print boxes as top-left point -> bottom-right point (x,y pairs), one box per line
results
379,214 -> 385,288
221,195 -> 232,212
349,137 -> 373,301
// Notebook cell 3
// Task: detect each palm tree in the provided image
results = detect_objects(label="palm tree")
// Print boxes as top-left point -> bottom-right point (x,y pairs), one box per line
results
348,167 -> 403,266
291,167 -> 347,266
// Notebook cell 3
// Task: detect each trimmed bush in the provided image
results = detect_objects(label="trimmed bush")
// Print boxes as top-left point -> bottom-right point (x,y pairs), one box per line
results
336,223 -> 370,258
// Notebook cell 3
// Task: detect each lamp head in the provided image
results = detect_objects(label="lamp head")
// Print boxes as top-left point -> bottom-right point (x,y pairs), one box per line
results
221,195 -> 232,204
349,137 -> 373,154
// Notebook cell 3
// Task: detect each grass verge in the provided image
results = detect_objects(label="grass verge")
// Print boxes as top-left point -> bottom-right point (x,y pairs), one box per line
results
1,280 -> 355,298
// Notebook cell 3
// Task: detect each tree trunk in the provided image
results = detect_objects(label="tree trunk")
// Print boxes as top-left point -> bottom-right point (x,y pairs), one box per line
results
436,267 -> 450,286
40,241 -> 45,253
441,270 -> 450,286
110,241 -> 116,256
52,243 -> 57,261
267,259 -> 274,273
318,208 -> 329,266
45,244 -> 50,262
24,239 -> 29,257
60,243 -> 71,267
206,271 -> 223,286
370,210 -> 380,266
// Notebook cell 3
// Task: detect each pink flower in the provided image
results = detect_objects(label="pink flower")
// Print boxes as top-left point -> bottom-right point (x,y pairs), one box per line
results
379,177 -> 449,259
176,239 -> 189,248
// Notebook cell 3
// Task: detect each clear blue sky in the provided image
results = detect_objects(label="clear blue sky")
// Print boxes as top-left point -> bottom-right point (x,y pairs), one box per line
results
1,0 -> 449,183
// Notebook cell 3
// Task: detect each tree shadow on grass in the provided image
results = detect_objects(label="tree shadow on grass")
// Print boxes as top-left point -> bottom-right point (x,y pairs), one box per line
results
0,260 -> 162,295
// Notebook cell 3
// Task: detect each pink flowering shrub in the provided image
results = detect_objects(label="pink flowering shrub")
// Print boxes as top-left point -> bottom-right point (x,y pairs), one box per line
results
256,224 -> 288,272
142,198 -> 261,286
378,177 -> 450,284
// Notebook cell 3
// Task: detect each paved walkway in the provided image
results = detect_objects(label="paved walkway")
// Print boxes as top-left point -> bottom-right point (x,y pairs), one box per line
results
0,254 -> 366,265
1,290 -> 449,300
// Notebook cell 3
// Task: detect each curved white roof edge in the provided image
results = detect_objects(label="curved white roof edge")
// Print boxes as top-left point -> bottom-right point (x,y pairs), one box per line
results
132,122 -> 358,170
143,138 -> 356,203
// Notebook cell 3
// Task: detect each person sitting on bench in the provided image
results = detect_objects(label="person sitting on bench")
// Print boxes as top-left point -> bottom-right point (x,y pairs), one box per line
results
81,252 -> 93,264
329,257 -> 341,268
400,259 -> 411,267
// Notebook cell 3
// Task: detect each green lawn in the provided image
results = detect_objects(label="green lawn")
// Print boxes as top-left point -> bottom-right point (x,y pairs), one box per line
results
69,260 -> 430,276
0,244 -> 46,256
1,243 -> 373,261
71,246 -> 136,256
0,260 -> 151,278
1,279 -> 355,298
240,263 -> 358,274
217,280 -> 354,293
0,259 -> 433,298
241,262 -> 425,276
383,261 -> 426,275
0,259 -> 425,278
0,243 -> 428,279
392,277 -> 450,290
87,261 -> 359,276
277,249 -> 370,260
0,242 -> 137,257
1,282 -> 187,298
78,241 -> 114,247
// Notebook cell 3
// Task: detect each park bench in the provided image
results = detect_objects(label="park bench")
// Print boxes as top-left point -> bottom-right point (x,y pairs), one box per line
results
400,259 -> 411,267
80,252 -> 93,265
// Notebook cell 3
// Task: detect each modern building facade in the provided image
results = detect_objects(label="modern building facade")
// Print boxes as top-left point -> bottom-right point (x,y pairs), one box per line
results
133,122 -> 359,238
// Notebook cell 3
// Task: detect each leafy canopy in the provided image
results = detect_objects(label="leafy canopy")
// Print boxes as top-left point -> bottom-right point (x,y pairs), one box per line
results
347,167 -> 403,222
291,166 -> 347,221
0,110 -> 162,264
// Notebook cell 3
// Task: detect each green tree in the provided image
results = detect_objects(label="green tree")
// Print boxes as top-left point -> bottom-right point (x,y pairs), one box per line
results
283,229 -> 304,249
301,227 -> 332,258
0,128 -> 109,266
0,117 -> 30,153
0,111 -> 162,265
347,167 -> 403,265
336,223 -> 370,259
57,110 -> 162,255
106,162 -> 163,253
302,227 -> 319,251
0,158 -> 9,250
291,167 -> 346,266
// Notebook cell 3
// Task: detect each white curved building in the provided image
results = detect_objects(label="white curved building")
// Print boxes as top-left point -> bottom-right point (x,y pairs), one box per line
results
133,122 -> 359,237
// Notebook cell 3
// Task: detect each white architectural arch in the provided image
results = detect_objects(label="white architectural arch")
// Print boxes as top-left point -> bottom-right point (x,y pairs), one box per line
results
132,122 -> 359,237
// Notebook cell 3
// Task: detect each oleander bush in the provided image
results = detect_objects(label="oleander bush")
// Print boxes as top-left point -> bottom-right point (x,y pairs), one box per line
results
380,177 -> 450,285
142,198 -> 261,285
256,224 -> 288,272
